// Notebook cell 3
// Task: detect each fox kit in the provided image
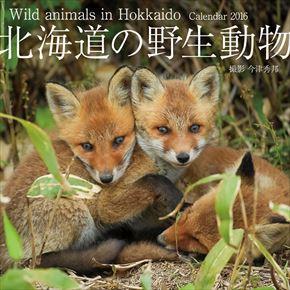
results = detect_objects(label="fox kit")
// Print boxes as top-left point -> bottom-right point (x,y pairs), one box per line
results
0,67 -> 181,273
158,150 -> 290,258
131,66 -> 220,182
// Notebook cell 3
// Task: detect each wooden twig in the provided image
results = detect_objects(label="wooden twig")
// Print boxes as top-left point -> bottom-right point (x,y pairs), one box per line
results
174,215 -> 180,257
238,189 -> 248,231
229,240 -> 246,289
0,0 -> 19,167
160,174 -> 223,220
26,197 -> 36,268
270,264 -> 282,290
252,179 -> 259,238
229,107 -> 252,150
222,117 -> 248,135
229,188 -> 250,288
243,262 -> 252,289
37,187 -> 63,260
37,156 -> 75,262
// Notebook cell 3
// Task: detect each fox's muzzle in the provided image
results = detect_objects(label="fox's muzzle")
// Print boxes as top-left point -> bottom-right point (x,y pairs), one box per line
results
176,152 -> 190,164
99,172 -> 114,184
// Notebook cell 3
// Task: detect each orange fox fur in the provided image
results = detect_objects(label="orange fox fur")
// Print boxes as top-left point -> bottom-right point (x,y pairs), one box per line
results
0,67 -> 181,273
159,147 -> 290,258
131,66 -> 220,182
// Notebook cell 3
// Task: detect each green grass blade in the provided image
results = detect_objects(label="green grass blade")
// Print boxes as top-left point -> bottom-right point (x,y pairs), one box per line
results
269,202 -> 290,221
0,269 -> 34,290
27,268 -> 79,289
35,106 -> 55,130
215,173 -> 241,244
160,174 -> 225,221
248,234 -> 289,289
179,283 -> 195,290
140,264 -> 152,290
0,268 -> 79,290
194,229 -> 244,290
253,92 -> 268,125
0,113 -> 70,191
5,35 -> 18,71
184,174 -> 224,195
2,210 -> 23,261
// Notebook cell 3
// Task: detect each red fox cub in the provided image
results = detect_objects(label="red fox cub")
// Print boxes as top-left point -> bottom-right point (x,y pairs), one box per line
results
0,67 -> 181,273
131,66 -> 220,182
158,149 -> 290,258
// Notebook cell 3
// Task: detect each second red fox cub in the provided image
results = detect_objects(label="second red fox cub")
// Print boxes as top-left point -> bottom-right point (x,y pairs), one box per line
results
158,147 -> 290,258
131,66 -> 220,182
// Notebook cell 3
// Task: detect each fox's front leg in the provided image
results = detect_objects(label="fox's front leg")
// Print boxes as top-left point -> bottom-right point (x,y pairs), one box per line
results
39,175 -> 182,273
96,174 -> 183,231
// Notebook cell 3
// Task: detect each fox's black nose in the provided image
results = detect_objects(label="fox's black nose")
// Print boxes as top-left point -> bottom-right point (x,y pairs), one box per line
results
176,152 -> 190,164
100,173 -> 113,183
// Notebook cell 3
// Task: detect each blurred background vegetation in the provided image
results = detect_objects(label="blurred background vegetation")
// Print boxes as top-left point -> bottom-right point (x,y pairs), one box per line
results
1,0 -> 289,186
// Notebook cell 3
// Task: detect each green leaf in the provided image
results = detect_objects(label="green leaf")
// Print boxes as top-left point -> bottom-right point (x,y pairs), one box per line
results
27,174 -> 102,199
269,202 -> 290,222
249,234 -> 289,289
253,92 -> 268,124
179,283 -> 195,290
140,264 -> 152,290
0,113 -> 69,191
222,114 -> 236,123
0,268 -> 79,290
2,210 -> 23,261
184,174 -> 224,196
194,229 -> 244,290
0,269 -> 34,290
215,174 -> 241,244
27,268 -> 79,289
35,106 -> 55,130
5,35 -> 18,71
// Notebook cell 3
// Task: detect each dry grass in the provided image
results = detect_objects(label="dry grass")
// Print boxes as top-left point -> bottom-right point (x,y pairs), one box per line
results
64,248 -> 289,289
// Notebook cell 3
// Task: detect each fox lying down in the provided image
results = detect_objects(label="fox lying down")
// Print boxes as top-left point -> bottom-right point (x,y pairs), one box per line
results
158,147 -> 290,258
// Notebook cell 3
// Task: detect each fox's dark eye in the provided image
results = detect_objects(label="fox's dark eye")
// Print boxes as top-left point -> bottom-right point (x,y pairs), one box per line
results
113,136 -> 125,146
189,124 -> 200,134
158,126 -> 169,134
81,142 -> 94,151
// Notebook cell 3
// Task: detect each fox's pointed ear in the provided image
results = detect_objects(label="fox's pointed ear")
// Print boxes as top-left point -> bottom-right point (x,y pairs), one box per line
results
131,68 -> 165,104
236,152 -> 255,182
189,66 -> 220,104
46,83 -> 80,123
108,66 -> 133,106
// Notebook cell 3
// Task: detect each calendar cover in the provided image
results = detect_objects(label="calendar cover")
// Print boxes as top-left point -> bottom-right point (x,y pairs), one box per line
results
0,1 -> 289,289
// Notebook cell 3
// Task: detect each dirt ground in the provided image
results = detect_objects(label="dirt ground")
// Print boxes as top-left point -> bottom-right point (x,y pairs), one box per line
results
66,249 -> 290,290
